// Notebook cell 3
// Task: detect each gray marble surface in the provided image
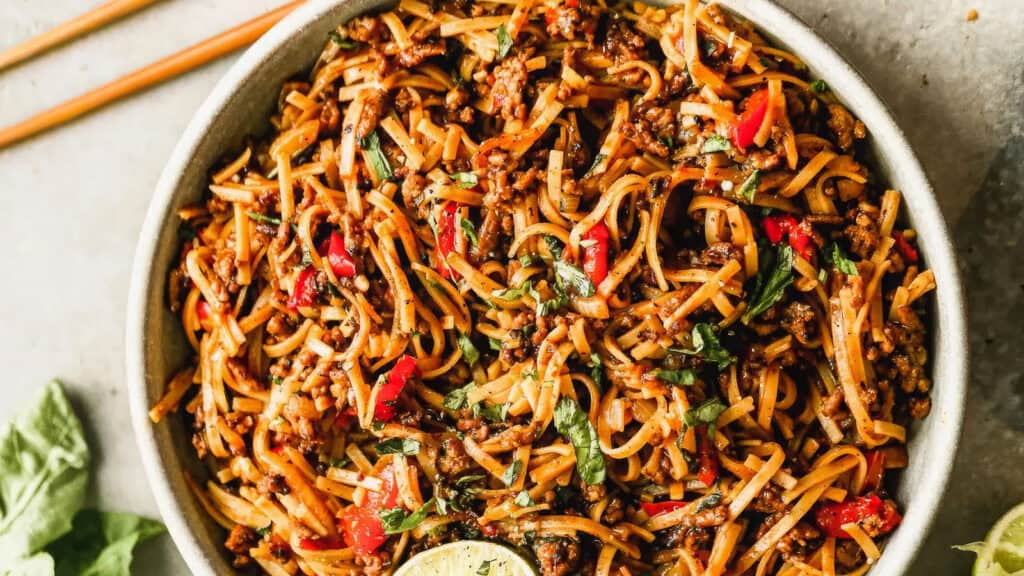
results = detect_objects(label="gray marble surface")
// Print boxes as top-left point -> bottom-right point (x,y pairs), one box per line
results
0,1 -> 1021,574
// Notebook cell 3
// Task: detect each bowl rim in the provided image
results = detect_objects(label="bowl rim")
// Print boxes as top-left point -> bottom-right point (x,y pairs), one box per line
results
126,1 -> 968,574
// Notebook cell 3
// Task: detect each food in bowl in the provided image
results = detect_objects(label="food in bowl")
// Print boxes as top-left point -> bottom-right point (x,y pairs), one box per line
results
148,0 -> 938,573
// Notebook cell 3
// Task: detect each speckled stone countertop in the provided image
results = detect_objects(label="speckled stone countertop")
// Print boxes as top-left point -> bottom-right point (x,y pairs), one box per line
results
0,1 -> 1020,573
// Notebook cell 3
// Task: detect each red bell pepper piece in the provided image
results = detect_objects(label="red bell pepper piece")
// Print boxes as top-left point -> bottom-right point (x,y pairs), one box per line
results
641,501 -> 688,517
298,535 -> 346,551
334,406 -> 358,430
340,465 -> 400,555
435,201 -> 462,279
581,222 -> 610,285
814,494 -> 902,539
374,355 -> 420,422
861,451 -> 886,494
732,89 -> 770,149
288,266 -> 319,309
196,300 -> 214,332
325,231 -> 357,277
697,429 -> 719,486
893,231 -> 919,263
762,214 -> 815,259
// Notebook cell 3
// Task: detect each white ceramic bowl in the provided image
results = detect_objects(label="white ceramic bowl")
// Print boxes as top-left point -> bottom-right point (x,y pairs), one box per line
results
127,1 -> 968,573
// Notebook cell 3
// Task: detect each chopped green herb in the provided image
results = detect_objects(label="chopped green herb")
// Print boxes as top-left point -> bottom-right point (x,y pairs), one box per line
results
659,135 -> 675,150
443,383 -> 474,411
553,260 -> 596,297
514,491 -> 534,507
328,456 -> 351,468
460,219 -> 479,247
247,212 -> 282,226
553,397 -> 606,485
493,281 -> 534,301
375,438 -> 421,455
695,490 -> 722,513
587,353 -> 604,391
488,337 -> 503,352
743,244 -> 795,323
703,39 -> 718,57
327,31 -> 359,49
818,268 -> 828,283
825,242 -> 859,276
683,397 -> 728,429
501,460 -> 522,487
271,376 -> 284,386
701,134 -> 732,153
737,169 -> 761,203
584,153 -> 607,177
544,235 -> 565,259
476,402 -> 509,423
457,333 -> 480,366
256,524 -> 272,537
477,559 -> 494,576
456,474 -> 487,487
519,254 -> 542,267
453,172 -> 479,188
673,323 -> 735,370
810,79 -> 829,93
360,130 -> 393,181
521,369 -> 538,381
379,497 -> 436,534
651,368 -> 697,387
495,25 -> 512,59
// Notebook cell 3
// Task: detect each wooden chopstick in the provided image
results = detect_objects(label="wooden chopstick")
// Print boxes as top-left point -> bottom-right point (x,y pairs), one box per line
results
0,0 -> 160,72
0,0 -> 304,150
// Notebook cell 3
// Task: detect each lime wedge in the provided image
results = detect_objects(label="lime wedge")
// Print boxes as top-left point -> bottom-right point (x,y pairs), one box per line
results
393,541 -> 536,576
956,502 -> 1024,576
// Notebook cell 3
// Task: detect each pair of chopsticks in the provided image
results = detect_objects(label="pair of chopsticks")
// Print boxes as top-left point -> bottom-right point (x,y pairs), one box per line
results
0,0 -> 305,150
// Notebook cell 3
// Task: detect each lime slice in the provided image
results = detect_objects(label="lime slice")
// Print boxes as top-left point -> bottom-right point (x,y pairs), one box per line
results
393,541 -> 536,576
958,502 -> 1024,576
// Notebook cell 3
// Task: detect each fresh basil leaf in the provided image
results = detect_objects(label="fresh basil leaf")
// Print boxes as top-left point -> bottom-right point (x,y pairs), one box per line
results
543,235 -> 565,260
683,397 -> 728,429
553,260 -> 595,297
493,281 -> 534,301
501,460 -> 522,487
0,381 -> 90,567
488,337 -> 502,352
587,353 -> 604,391
460,219 -> 479,247
810,79 -> 828,93
700,134 -> 732,153
659,135 -> 675,150
327,31 -> 360,49
514,491 -> 534,507
46,510 -> 164,576
453,172 -> 478,188
673,323 -> 735,370
651,368 -> 697,387
825,242 -> 859,276
737,170 -> 761,203
477,559 -> 494,576
375,438 -> 421,455
246,212 -> 282,226
743,244 -> 795,323
495,25 -> 512,60
695,491 -> 722,513
476,402 -> 508,423
457,333 -> 480,366
553,398 -> 606,485
443,383 -> 474,411
455,474 -> 486,487
360,130 -> 393,181
379,497 -> 436,534
519,254 -> 541,267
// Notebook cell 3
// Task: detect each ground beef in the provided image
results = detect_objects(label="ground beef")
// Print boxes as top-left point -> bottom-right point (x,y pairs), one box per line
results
750,484 -> 786,513
224,525 -> 258,568
776,521 -> 821,562
681,503 -> 729,529
545,4 -> 597,41
395,41 -> 445,68
908,396 -> 932,419
701,242 -> 742,267
346,16 -> 384,44
602,17 -> 648,83
821,385 -> 845,418
842,208 -> 880,259
491,54 -> 529,121
445,86 -> 475,124
354,88 -> 388,140
827,103 -> 866,151
781,301 -> 818,345
318,98 -> 340,135
258,474 -> 289,496
212,248 -> 239,297
533,537 -> 581,576
437,435 -> 473,477
622,102 -> 677,157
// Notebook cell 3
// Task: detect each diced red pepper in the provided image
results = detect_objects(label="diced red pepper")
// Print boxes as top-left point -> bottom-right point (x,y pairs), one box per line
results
814,494 -> 902,539
196,300 -> 214,332
731,89 -> 770,149
435,201 -> 462,279
581,222 -> 610,286
374,355 -> 420,422
480,523 -> 499,538
325,231 -> 357,277
641,501 -> 688,517
762,214 -> 815,259
697,429 -> 719,486
861,451 -> 886,494
340,465 -> 400,555
288,266 -> 319,309
894,231 -> 919,263
334,406 -> 358,430
298,535 -> 346,551
270,444 -> 285,455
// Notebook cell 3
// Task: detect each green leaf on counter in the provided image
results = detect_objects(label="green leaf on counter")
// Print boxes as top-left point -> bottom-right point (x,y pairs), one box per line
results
47,510 -> 164,576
